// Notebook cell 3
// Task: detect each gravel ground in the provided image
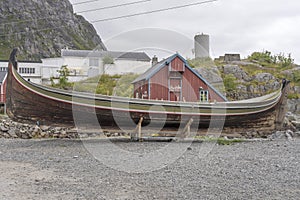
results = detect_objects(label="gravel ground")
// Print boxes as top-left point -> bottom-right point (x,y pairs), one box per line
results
0,138 -> 299,200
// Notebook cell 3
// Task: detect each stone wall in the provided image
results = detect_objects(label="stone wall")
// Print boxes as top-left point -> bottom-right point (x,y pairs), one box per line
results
0,118 -> 77,139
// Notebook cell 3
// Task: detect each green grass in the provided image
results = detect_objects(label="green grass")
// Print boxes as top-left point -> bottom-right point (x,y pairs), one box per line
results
73,73 -> 138,97
288,93 -> 300,99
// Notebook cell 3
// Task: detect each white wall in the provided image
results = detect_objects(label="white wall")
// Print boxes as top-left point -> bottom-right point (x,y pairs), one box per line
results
104,59 -> 151,75
41,58 -> 63,79
18,62 -> 42,84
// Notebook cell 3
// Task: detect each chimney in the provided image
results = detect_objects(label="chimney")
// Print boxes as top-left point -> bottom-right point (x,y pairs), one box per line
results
152,55 -> 158,66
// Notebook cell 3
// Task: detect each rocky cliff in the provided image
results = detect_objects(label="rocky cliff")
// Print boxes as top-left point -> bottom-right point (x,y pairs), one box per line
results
0,0 -> 106,61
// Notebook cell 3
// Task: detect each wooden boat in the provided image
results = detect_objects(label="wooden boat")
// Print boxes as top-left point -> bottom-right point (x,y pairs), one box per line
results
6,49 -> 290,134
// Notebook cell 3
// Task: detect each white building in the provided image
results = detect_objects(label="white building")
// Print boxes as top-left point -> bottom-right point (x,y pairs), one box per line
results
42,49 -> 151,84
0,60 -> 42,84
0,49 -> 151,85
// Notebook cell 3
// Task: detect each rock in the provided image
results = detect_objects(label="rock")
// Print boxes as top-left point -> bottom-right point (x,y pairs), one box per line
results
113,133 -> 119,137
20,128 -> 27,134
287,99 -> 300,114
286,112 -> 297,121
59,130 -> 68,138
0,126 -> 9,132
40,132 -> 47,138
291,121 -> 300,129
292,86 -> 300,94
8,129 -> 18,138
285,130 -> 294,140
254,73 -> 275,83
223,65 -> 251,81
33,126 -> 42,135
104,132 -> 111,137
40,125 -> 50,132
270,131 -> 286,140
3,133 -> 10,138
270,130 -> 295,140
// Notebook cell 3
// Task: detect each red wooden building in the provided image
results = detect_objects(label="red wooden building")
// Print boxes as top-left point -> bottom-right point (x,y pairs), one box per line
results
0,71 -> 7,104
132,54 -> 227,102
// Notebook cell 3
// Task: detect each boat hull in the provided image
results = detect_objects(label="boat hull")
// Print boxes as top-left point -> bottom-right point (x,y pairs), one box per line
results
5,50 -> 289,134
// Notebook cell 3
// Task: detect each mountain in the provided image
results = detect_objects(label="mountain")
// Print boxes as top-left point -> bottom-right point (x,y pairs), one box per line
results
0,0 -> 106,61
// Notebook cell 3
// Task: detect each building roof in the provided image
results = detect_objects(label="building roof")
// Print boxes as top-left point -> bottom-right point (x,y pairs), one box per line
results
132,53 -> 228,101
132,58 -> 168,83
0,60 -> 42,63
61,49 -> 151,62
0,71 -> 7,83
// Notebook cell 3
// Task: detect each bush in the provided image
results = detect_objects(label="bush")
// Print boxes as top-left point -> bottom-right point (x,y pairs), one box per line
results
248,51 -> 273,64
248,50 -> 294,68
292,70 -> 300,84
223,74 -> 237,92
51,65 -> 74,90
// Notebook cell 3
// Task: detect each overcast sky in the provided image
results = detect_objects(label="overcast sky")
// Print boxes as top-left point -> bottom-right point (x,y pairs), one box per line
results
69,0 -> 300,63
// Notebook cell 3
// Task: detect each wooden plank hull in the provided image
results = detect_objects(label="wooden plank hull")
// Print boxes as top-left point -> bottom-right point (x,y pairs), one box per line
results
6,50 -> 289,134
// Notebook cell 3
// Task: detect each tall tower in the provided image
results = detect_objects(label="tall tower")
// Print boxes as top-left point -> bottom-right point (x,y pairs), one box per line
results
194,33 -> 210,58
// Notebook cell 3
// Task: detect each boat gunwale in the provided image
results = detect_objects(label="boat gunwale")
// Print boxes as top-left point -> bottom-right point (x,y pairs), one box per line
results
12,66 -> 282,109
10,64 -> 283,117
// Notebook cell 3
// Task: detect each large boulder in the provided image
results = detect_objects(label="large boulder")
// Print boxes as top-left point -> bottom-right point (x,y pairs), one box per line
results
196,66 -> 225,94
223,65 -> 251,81
288,99 -> 300,114
254,73 -> 275,83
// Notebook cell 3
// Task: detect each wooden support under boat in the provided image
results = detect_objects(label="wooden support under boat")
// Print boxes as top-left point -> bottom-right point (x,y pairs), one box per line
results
131,117 -> 143,141
179,118 -> 194,139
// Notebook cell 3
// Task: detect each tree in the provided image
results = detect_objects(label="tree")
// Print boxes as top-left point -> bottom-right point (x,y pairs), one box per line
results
58,65 -> 70,88
51,65 -> 73,89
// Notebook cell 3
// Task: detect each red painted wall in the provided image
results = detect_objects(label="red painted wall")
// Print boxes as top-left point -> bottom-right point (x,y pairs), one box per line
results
0,78 -> 7,103
170,57 -> 185,72
149,66 -> 169,100
133,55 -> 225,102
133,80 -> 148,99
182,67 -> 225,102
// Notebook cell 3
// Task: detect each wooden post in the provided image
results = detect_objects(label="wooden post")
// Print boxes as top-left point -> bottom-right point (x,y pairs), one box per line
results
179,118 -> 194,139
131,117 -> 143,141
138,117 -> 143,142
4,103 -> 6,115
